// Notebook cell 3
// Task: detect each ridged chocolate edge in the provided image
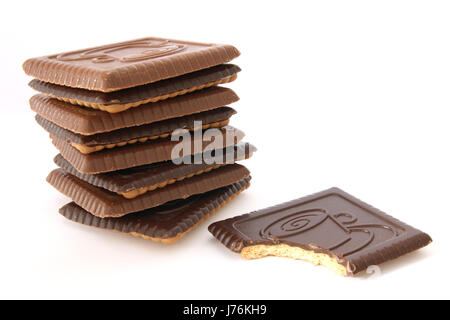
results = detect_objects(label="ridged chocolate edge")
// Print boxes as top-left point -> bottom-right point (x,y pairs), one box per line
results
30,86 -> 239,135
58,177 -> 251,240
23,38 -> 240,92
349,232 -> 432,274
47,164 -> 251,218
29,64 -> 241,105
208,215 -> 250,253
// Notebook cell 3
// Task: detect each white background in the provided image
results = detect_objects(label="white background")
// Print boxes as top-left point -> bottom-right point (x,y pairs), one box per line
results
1,0 -> 448,300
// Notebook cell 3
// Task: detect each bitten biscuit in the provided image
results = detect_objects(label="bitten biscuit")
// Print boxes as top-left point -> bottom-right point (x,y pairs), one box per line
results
209,187 -> 432,276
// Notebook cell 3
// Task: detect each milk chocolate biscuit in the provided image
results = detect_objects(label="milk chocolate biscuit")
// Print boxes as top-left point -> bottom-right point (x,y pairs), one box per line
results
47,164 -> 250,218
36,106 -> 236,154
51,126 -> 245,174
29,64 -> 241,113
23,37 -> 240,92
54,142 -> 256,198
59,177 -> 251,245
208,188 -> 432,276
30,86 -> 239,135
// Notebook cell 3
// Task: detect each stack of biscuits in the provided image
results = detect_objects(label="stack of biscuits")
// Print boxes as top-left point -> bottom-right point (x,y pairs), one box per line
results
23,37 -> 254,244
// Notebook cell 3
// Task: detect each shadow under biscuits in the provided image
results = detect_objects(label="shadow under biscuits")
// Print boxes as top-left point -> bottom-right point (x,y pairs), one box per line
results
60,216 -> 184,255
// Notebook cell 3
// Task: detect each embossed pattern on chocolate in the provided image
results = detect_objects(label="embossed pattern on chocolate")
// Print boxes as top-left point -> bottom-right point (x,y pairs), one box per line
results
23,37 -> 240,92
208,187 -> 432,276
55,39 -> 186,64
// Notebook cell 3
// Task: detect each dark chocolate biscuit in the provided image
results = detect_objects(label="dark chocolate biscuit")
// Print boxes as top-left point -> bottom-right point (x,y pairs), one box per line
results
209,187 -> 432,276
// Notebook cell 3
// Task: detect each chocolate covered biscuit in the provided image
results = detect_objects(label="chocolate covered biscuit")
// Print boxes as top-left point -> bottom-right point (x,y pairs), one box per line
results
54,142 -> 256,198
30,87 -> 239,135
29,64 -> 240,113
23,37 -> 240,92
51,126 -> 245,174
36,106 -> 236,154
209,188 -> 432,276
59,177 -> 251,245
47,164 -> 250,218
